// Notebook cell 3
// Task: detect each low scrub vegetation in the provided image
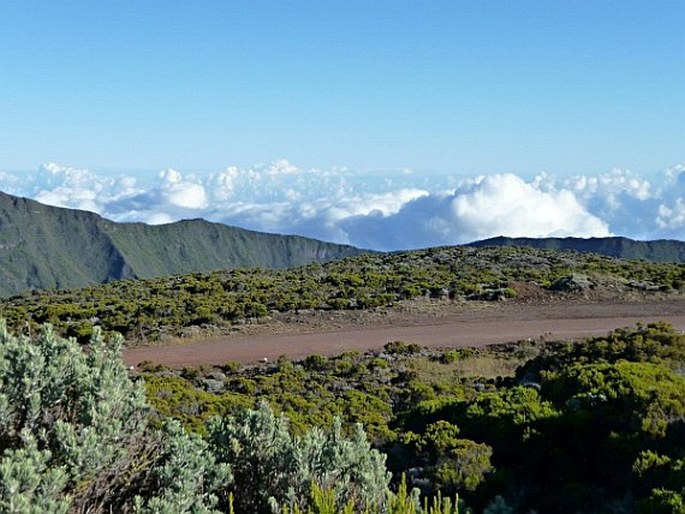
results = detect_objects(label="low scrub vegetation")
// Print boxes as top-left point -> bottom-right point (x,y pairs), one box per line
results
1,246 -> 683,345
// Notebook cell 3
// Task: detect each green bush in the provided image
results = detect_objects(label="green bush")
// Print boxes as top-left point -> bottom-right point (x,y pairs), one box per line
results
207,402 -> 391,513
0,321 -> 228,513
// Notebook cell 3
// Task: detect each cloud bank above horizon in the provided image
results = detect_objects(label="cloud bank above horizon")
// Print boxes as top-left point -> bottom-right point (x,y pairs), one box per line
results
2,161 -> 684,250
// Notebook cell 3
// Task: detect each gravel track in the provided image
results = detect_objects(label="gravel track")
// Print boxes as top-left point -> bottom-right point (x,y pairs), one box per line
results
123,299 -> 685,367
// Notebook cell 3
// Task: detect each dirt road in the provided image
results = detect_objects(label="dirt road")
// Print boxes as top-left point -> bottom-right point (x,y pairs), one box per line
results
122,299 -> 685,367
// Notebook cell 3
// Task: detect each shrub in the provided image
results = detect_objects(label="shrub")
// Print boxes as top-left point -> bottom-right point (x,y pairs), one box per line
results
0,321 -> 228,513
207,402 -> 391,513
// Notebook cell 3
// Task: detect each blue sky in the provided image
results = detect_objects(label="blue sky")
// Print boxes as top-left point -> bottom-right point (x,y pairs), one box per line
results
1,1 -> 684,248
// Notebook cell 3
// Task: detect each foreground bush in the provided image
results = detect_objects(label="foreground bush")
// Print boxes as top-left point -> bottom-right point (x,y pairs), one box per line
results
0,321 -> 229,513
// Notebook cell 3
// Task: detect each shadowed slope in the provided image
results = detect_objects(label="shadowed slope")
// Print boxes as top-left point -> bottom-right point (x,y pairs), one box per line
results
469,236 -> 685,263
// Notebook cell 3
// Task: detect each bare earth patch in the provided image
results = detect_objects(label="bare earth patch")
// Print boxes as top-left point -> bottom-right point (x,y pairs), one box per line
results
123,295 -> 685,367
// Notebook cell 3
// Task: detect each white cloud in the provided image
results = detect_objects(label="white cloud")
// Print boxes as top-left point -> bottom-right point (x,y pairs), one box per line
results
449,174 -> 610,241
532,167 -> 682,240
335,175 -> 610,249
567,168 -> 653,202
158,169 -> 208,209
665,164 -> 685,186
1,161 -> 683,250
210,166 -> 240,200
31,162 -> 139,213
319,188 -> 428,220
145,212 -> 175,225
657,199 -> 685,230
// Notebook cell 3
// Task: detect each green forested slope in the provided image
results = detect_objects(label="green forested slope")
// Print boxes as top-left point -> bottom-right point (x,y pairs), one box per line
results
0,192 -> 137,294
101,217 -> 359,278
0,192 -> 364,297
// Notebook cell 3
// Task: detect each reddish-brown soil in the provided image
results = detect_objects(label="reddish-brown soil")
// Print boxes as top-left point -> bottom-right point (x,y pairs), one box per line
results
123,298 -> 685,367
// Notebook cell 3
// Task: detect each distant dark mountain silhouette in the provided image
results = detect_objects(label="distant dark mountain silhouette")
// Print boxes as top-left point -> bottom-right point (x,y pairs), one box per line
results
468,236 -> 685,263
0,191 -> 365,297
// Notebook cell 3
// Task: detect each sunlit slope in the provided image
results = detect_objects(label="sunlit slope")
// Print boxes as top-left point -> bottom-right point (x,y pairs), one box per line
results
0,192 -> 137,295
0,191 -> 364,297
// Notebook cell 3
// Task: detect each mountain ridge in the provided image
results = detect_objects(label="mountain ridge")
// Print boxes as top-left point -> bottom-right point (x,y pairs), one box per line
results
0,191 -> 365,297
467,235 -> 685,263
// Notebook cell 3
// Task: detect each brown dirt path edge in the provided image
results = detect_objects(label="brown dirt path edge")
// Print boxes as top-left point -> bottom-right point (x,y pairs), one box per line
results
122,300 -> 685,367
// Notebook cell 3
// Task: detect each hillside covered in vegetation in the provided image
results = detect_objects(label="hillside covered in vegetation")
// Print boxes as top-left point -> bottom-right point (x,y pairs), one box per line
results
1,244 -> 684,345
0,191 -> 364,297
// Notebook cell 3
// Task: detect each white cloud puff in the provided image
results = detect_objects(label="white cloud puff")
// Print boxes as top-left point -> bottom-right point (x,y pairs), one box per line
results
449,174 -> 610,241
567,168 -> 653,202
31,162 -> 140,214
159,169 -> 208,209
657,199 -> 685,230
